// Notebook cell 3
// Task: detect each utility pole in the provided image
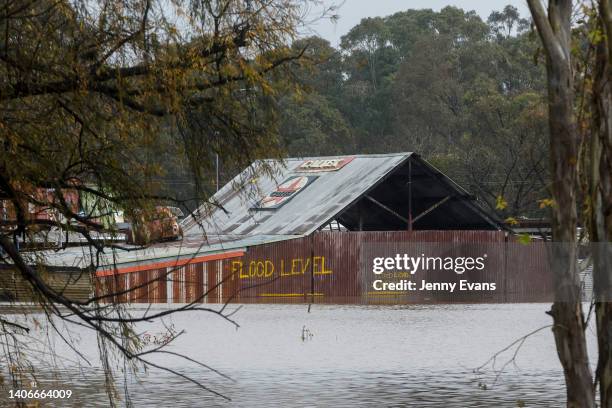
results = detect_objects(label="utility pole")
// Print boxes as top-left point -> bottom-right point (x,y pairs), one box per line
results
408,158 -> 413,231
215,153 -> 220,192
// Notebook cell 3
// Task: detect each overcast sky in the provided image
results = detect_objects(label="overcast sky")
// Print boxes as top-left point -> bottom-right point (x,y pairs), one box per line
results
306,0 -> 530,46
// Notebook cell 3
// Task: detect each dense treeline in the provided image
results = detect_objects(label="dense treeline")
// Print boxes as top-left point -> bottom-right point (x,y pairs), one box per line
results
278,5 -> 548,220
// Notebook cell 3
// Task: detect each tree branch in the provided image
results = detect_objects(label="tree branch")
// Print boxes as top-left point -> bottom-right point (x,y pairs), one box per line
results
527,0 -> 566,64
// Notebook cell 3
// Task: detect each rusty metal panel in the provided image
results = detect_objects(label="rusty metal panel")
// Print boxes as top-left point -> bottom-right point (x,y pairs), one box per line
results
147,268 -> 167,303
128,270 -> 145,303
172,266 -> 186,303
231,236 -> 313,303
206,260 -> 219,303
313,231 -> 360,303
220,259 -> 239,303
100,272 -> 128,303
505,239 -> 554,303
96,268 -> 166,303
94,231 -> 555,305
226,231 -> 554,304
183,263 -> 203,303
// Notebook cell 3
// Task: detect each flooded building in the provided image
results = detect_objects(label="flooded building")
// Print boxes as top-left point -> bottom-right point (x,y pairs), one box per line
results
4,153 -> 555,304
92,153 -> 554,304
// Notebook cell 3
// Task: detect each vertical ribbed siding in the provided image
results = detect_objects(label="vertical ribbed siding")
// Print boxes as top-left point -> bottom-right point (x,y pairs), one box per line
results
184,263 -> 203,303
505,238 -> 554,302
231,230 -> 541,304
95,231 -> 556,304
148,268 -> 167,303
232,236 -> 312,303
0,267 -> 92,302
206,260 -> 218,303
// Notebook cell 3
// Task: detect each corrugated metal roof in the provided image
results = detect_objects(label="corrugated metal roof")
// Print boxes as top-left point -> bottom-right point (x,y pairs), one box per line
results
42,233 -> 302,269
38,152 -> 502,270
182,153 -> 412,238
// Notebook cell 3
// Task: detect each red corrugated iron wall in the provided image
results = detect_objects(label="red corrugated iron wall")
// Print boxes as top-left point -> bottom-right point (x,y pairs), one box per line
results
96,260 -> 242,303
95,231 -> 554,304
233,231 -> 553,304
505,236 -> 554,302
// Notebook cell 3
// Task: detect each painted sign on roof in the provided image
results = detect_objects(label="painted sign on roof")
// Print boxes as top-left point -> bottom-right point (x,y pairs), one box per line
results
295,156 -> 354,172
255,175 -> 318,210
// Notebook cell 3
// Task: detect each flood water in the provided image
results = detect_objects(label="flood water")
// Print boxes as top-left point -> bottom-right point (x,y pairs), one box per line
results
0,303 -> 597,406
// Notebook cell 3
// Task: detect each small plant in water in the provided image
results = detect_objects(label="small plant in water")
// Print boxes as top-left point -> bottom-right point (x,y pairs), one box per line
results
301,325 -> 314,342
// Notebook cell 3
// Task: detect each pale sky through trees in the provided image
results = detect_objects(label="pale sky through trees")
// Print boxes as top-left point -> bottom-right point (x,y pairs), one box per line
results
308,0 -> 530,45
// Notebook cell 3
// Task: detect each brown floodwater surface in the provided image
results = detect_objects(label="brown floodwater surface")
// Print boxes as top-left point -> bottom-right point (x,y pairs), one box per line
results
0,303 -> 596,407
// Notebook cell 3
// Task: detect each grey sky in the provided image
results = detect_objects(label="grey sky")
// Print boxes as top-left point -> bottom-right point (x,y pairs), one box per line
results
307,0 -> 529,46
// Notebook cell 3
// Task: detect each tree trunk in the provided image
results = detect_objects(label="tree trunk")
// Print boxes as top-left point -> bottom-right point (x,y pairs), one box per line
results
527,0 -> 595,406
547,56 -> 596,408
593,2 -> 612,405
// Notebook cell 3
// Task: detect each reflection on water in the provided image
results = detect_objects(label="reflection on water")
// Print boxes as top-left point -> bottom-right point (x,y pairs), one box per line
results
0,304 -> 596,406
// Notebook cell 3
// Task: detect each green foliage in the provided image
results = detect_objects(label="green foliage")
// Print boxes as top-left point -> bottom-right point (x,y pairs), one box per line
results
0,0 -> 315,232
278,5 -> 549,219
279,93 -> 355,156
517,233 -> 532,245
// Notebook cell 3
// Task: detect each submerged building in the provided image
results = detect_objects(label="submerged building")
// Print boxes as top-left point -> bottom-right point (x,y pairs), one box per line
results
4,153 -> 555,304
